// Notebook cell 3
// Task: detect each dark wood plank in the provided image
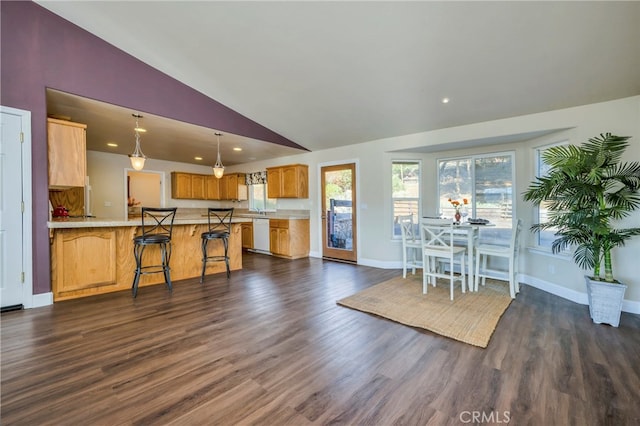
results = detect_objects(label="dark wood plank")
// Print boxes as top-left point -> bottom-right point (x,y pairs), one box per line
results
2,253 -> 639,425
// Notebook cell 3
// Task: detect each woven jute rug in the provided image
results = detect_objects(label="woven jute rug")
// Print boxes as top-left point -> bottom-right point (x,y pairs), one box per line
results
337,274 -> 513,348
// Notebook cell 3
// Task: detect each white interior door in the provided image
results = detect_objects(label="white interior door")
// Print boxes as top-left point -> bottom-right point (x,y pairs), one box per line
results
1,107 -> 31,309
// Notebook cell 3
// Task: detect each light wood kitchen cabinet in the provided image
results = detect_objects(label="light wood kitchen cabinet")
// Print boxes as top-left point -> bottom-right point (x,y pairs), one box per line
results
266,164 -> 308,198
172,172 -> 246,200
52,228 -> 117,300
206,175 -> 221,200
171,172 -> 208,200
220,173 -> 247,201
171,172 -> 194,199
191,174 -> 206,199
269,218 -> 309,259
47,118 -> 87,189
241,222 -> 253,249
50,223 -> 244,301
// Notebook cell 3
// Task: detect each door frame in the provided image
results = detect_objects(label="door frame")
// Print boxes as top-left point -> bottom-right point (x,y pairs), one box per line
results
318,159 -> 359,263
123,168 -> 166,218
0,106 -> 33,308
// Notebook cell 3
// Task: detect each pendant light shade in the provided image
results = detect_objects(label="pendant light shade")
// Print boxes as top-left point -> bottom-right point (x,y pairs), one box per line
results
213,132 -> 224,179
129,114 -> 146,171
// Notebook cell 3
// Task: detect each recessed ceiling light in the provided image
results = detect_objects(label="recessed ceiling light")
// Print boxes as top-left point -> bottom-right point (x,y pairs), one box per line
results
134,127 -> 147,133
194,156 -> 203,161
107,142 -> 118,147
442,97 -> 450,104
233,147 -> 242,152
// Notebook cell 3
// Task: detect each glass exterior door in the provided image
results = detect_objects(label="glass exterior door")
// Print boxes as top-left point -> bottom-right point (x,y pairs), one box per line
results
321,163 -> 357,263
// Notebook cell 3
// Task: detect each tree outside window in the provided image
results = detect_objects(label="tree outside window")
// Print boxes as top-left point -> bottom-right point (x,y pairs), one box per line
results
438,153 -> 514,244
392,160 -> 420,238
249,184 -> 276,211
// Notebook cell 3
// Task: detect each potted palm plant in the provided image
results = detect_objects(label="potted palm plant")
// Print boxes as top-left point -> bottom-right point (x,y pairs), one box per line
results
523,133 -> 640,327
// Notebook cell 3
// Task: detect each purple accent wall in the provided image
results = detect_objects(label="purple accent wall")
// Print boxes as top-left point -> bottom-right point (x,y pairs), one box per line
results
1,1 -> 306,296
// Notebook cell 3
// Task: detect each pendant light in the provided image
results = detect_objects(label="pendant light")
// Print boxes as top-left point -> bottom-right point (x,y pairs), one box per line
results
129,113 -> 146,171
213,132 -> 225,179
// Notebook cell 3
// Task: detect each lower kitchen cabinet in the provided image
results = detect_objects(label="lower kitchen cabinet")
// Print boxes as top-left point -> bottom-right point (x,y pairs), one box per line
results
241,222 -> 253,249
269,219 -> 309,259
50,223 -> 243,301
52,228 -> 118,300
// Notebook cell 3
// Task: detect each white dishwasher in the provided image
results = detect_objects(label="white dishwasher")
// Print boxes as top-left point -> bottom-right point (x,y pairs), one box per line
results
252,218 -> 271,253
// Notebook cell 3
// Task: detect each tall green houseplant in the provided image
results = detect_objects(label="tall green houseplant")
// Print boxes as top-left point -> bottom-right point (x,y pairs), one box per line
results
524,133 -> 640,282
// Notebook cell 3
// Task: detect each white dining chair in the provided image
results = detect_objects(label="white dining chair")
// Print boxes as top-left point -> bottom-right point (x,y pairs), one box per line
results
420,218 -> 467,301
399,215 -> 422,278
474,219 -> 522,298
445,225 -> 479,284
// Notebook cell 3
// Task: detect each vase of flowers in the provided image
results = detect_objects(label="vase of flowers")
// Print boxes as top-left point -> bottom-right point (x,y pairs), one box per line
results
448,198 -> 468,223
127,197 -> 141,216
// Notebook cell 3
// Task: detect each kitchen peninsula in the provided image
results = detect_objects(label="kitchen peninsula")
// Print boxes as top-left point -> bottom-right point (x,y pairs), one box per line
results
48,209 -> 310,301
48,213 -> 250,301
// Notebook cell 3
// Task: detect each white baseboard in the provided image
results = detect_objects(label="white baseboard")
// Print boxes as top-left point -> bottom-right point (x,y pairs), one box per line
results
356,258 -> 399,269
521,274 -> 640,315
520,274 -> 589,305
29,292 -> 53,309
622,299 -> 640,315
334,258 -> 640,315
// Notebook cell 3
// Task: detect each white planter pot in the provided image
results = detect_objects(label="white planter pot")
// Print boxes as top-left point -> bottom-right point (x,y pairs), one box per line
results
585,276 -> 627,327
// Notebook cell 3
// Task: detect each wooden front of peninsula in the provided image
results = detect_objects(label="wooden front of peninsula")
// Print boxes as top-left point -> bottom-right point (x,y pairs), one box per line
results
48,218 -> 248,301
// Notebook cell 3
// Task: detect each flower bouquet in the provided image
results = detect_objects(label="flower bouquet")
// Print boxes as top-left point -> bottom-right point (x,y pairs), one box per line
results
448,198 -> 468,223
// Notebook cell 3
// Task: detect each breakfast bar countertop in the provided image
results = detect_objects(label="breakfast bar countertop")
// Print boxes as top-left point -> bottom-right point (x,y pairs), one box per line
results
47,216 -> 253,229
47,209 -> 310,229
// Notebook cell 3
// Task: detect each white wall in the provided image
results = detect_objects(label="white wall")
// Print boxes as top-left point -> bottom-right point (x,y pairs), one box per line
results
128,171 -> 161,207
86,152 -> 244,219
87,96 -> 640,306
227,96 -> 640,305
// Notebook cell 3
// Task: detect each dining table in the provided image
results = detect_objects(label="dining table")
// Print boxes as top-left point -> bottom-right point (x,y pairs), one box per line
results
425,219 -> 494,290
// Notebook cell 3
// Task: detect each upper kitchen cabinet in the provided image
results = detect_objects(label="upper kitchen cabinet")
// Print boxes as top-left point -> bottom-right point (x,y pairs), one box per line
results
171,172 -> 193,199
171,172 -> 207,200
266,164 -> 309,199
205,175 -> 220,200
172,172 -> 245,200
191,174 -> 206,199
220,173 -> 247,201
47,118 -> 87,189
172,172 -> 210,199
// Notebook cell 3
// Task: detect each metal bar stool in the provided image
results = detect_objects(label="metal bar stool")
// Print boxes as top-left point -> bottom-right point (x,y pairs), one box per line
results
201,208 -> 234,282
132,207 -> 177,297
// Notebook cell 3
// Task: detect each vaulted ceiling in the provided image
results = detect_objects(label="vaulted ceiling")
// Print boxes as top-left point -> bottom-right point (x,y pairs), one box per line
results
37,1 -> 640,165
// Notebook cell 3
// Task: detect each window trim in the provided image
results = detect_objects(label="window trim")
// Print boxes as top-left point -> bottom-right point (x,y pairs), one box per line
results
531,140 -> 569,251
248,183 -> 276,212
391,159 -> 421,240
436,150 -> 515,224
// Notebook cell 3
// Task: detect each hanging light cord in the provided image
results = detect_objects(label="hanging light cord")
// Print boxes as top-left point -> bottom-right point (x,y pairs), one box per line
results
133,115 -> 145,157
213,132 -> 224,178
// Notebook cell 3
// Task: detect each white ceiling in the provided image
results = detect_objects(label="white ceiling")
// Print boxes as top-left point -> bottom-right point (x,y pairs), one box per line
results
37,1 -> 640,165
45,88 -> 305,167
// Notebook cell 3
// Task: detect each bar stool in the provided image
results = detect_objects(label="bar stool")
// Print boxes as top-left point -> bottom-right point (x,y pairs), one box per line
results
201,208 -> 234,282
132,207 -> 177,298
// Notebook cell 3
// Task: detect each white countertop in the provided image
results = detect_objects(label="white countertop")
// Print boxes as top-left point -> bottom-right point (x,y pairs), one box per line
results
48,212 -> 309,229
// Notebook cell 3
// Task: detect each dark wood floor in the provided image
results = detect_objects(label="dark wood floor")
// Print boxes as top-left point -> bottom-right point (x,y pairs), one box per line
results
2,253 -> 639,425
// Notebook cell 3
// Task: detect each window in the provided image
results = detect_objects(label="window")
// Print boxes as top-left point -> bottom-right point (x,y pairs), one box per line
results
534,142 -> 567,249
438,152 -> 514,244
392,160 -> 420,238
249,184 -> 276,211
